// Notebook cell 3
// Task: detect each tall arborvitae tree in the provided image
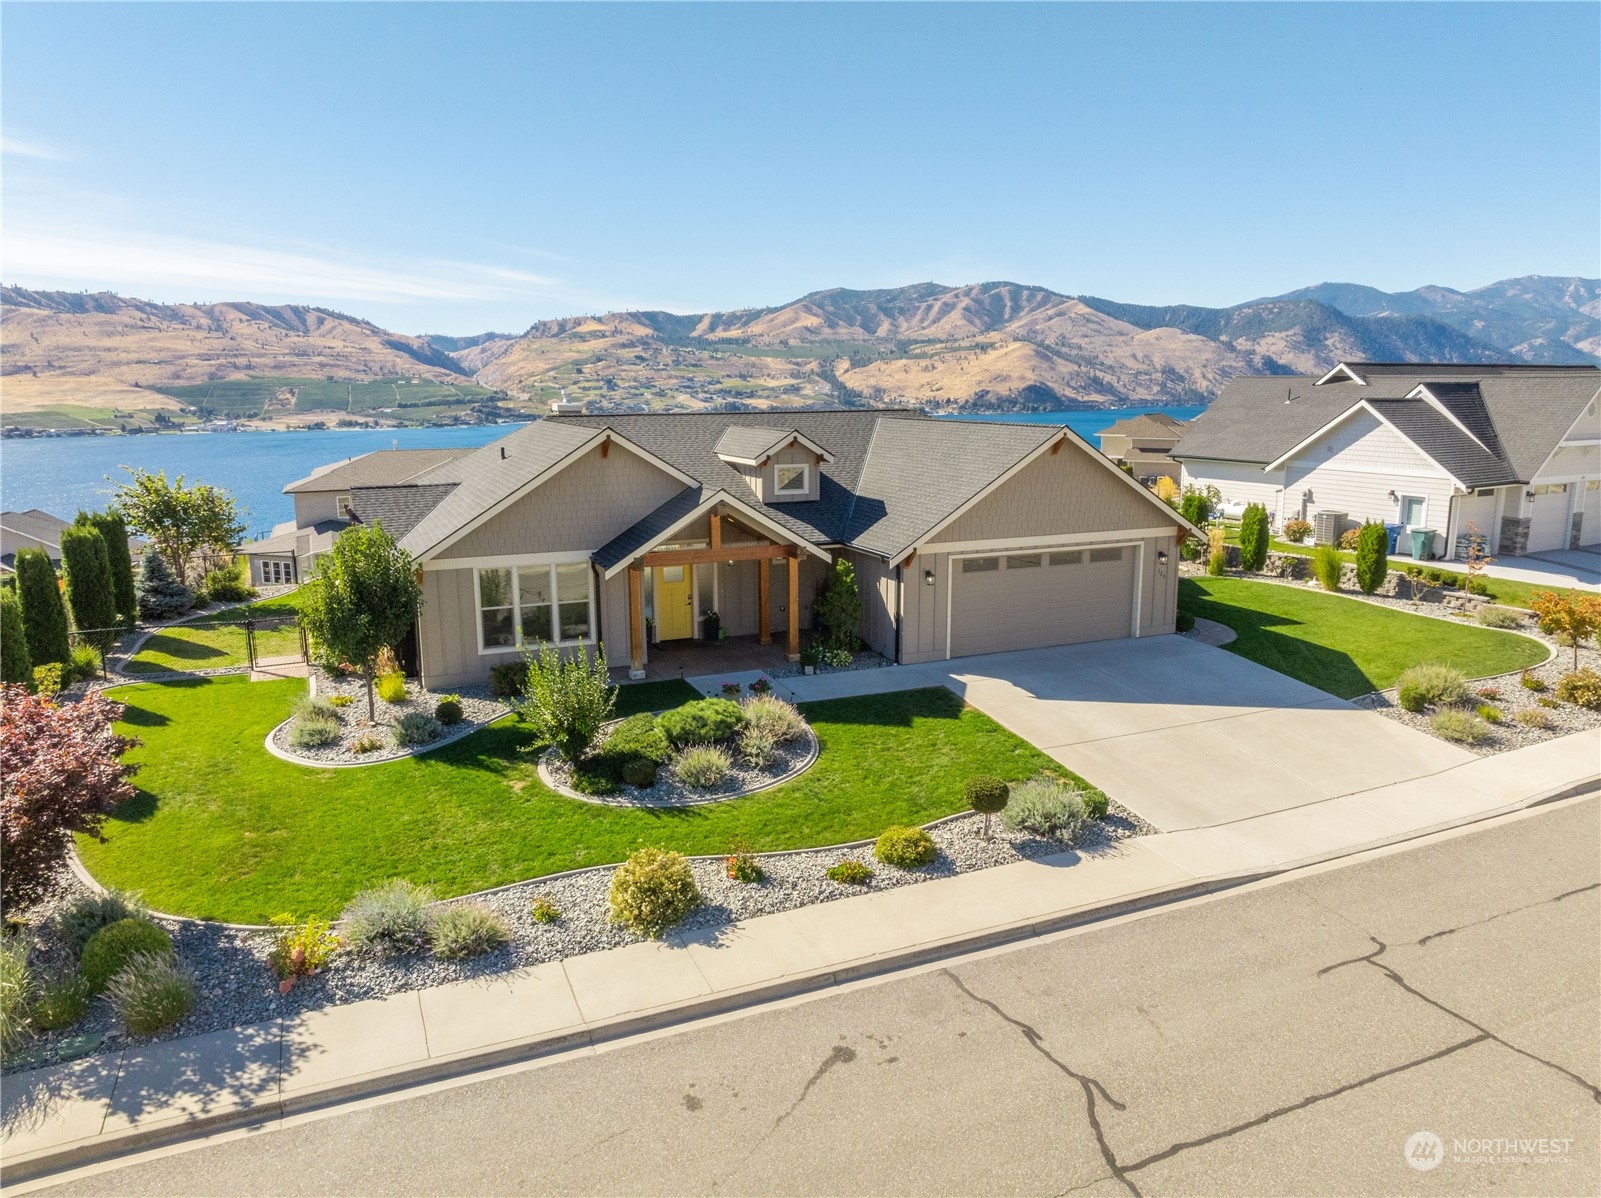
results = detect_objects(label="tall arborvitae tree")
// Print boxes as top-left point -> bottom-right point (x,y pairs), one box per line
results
0,588 -> 32,685
1238,504 -> 1270,573
77,510 -> 138,626
14,548 -> 70,666
60,525 -> 118,632
1355,521 -> 1389,595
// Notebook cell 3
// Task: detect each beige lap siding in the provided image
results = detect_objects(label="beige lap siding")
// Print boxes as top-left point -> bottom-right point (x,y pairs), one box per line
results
845,550 -> 899,660
938,445 -> 1158,543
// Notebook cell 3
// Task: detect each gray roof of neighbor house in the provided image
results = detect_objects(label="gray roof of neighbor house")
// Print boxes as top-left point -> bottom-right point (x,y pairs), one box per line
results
348,483 -> 461,542
1174,362 -> 1600,485
1097,412 -> 1186,440
282,448 -> 476,494
239,520 -> 344,557
0,508 -> 70,553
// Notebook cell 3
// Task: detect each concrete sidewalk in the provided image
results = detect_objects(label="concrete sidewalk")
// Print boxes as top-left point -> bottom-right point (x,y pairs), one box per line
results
4,729 -> 1596,1183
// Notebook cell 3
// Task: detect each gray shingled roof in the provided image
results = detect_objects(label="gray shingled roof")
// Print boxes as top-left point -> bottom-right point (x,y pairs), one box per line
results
1098,412 -> 1186,439
349,483 -> 460,542
1175,363 -> 1599,484
1366,400 -> 1517,489
592,487 -> 709,570
283,448 -> 475,494
712,425 -> 819,464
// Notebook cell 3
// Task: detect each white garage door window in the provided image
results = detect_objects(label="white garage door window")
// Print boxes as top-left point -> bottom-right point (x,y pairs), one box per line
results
948,545 -> 1137,659
1528,484 -> 1571,552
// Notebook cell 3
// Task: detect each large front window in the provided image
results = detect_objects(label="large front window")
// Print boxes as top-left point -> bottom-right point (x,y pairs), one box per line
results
478,561 -> 593,652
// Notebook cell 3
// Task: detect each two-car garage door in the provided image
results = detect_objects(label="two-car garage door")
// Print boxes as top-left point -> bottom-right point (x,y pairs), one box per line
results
948,545 -> 1136,658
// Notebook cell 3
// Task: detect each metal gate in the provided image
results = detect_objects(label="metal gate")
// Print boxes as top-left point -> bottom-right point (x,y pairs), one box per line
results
243,615 -> 308,670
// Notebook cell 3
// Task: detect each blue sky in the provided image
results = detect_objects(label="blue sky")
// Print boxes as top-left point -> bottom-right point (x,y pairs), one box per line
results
3,3 -> 1596,335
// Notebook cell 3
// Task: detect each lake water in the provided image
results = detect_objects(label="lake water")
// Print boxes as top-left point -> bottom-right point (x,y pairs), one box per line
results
0,405 -> 1202,536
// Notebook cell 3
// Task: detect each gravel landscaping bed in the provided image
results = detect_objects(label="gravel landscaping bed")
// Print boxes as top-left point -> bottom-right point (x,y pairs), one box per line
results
7,800 -> 1153,1074
266,670 -> 509,765
764,649 -> 892,679
539,722 -> 818,806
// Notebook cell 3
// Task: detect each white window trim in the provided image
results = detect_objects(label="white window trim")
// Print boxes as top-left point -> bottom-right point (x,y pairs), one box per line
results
773,462 -> 810,495
336,494 -> 353,519
475,561 -> 597,656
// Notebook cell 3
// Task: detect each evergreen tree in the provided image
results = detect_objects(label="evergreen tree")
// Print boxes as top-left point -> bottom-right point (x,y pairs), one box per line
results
0,588 -> 31,685
818,557 -> 862,652
1238,504 -> 1270,572
77,510 -> 137,626
135,545 -> 194,621
1355,521 -> 1389,595
61,525 -> 118,632
14,548 -> 70,666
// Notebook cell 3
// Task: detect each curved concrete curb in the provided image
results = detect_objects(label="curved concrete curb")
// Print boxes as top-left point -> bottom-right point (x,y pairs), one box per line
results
535,725 -> 820,806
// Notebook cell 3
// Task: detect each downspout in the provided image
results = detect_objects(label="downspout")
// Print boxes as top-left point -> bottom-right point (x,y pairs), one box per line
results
894,563 -> 903,664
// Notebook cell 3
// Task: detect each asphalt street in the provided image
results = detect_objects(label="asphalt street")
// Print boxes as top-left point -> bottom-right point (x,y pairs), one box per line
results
34,796 -> 1601,1196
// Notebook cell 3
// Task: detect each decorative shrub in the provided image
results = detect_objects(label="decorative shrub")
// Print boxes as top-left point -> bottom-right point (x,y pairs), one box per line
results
741,694 -> 807,744
429,903 -> 510,960
822,646 -> 854,669
590,713 -> 672,786
201,561 -> 255,604
1179,491 -> 1211,528
1520,671 -> 1548,692
964,774 -> 1009,838
799,646 -> 822,670
30,972 -> 90,1031
267,915 -> 338,989
68,644 -> 103,684
720,681 -> 742,697
1477,606 -> 1523,629
32,662 -> 63,695
56,888 -> 150,954
1282,518 -> 1312,544
675,744 -> 732,789
1206,546 -> 1227,576
1081,788 -> 1111,820
1396,663 -> 1470,713
1477,704 -> 1503,724
621,757 -> 659,788
393,712 -> 443,747
826,860 -> 873,886
1312,545 -> 1343,591
517,640 -> 616,762
1537,695 -> 1560,709
290,717 -> 341,749
1237,504 -> 1270,572
726,851 -> 764,884
104,952 -> 195,1035
351,733 -> 385,753
1431,709 -> 1490,745
376,671 -> 408,705
81,918 -> 173,994
1336,527 -> 1361,551
340,880 -> 435,957
489,661 -> 527,698
1355,521 -> 1389,595
739,726 -> 777,769
874,825 -> 937,869
607,847 -> 701,937
818,557 -> 862,653
659,697 -> 744,747
328,694 -> 354,708
1516,707 -> 1554,729
291,694 -> 339,723
1003,775 -> 1089,839
434,697 -> 465,726
1555,668 -> 1601,711
1476,686 -> 1501,699
530,895 -> 561,924
1175,610 -> 1196,633
0,940 -> 32,1053
1529,590 -> 1601,671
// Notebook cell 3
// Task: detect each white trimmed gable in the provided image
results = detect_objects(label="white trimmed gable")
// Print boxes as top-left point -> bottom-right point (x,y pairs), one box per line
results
1285,406 -> 1450,481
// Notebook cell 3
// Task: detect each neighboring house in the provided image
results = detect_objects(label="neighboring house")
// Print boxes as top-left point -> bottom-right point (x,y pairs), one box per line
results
265,411 -> 1199,689
0,508 -> 70,573
1174,362 -> 1601,559
1096,412 -> 1187,484
239,447 -> 474,585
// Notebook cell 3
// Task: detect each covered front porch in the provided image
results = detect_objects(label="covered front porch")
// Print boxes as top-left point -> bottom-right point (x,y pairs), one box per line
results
602,490 -> 832,680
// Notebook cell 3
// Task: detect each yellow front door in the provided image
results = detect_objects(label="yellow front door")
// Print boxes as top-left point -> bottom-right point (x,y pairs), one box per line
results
654,565 -> 694,640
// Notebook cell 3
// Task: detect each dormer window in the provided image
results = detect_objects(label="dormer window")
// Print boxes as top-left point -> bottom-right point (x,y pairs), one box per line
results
775,463 -> 810,495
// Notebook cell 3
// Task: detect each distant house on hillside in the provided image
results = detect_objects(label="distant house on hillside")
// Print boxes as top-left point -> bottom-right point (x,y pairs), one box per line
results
0,508 -> 70,573
1174,362 -> 1601,559
1096,413 -> 1186,484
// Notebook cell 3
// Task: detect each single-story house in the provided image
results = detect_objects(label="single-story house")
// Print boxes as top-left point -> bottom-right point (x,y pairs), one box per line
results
1174,362 -> 1601,559
1,508 -> 71,573
1096,412 -> 1187,484
264,410 -> 1200,689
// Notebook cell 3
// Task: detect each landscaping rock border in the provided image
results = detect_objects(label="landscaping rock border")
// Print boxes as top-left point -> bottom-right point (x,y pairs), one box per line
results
265,672 -> 509,767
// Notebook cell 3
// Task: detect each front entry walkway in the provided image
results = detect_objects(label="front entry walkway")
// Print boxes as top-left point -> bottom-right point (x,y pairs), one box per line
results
777,635 -> 1480,833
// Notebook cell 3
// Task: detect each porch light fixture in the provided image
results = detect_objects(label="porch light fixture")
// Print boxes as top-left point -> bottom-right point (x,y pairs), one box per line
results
924,569 -> 935,587
1387,490 -> 1398,503
1155,550 -> 1168,566
1526,490 -> 1536,501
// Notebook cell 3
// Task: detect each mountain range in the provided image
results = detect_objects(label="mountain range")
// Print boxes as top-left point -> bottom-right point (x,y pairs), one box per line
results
2,275 -> 1596,431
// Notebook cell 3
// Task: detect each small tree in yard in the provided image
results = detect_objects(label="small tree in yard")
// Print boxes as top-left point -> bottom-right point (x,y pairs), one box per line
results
1355,520 -> 1389,595
134,545 -> 194,621
965,775 -> 1009,840
1238,504 -> 1270,572
297,523 -> 423,722
112,468 -> 245,585
818,557 -> 861,653
1530,590 -> 1601,671
61,525 -> 118,633
1,589 -> 31,686
1,685 -> 139,911
518,639 -> 615,762
77,511 -> 138,626
15,548 -> 70,667
1463,522 -> 1493,595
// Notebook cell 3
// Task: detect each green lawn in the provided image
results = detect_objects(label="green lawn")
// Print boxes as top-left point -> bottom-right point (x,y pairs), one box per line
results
80,677 -> 1067,923
126,591 -> 306,674
1179,576 -> 1548,699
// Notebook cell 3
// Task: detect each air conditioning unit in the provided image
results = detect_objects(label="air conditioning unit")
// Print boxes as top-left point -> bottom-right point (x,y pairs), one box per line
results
1313,511 -> 1347,544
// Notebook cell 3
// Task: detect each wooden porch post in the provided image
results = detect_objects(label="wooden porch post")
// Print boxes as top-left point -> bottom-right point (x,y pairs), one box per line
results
786,552 -> 800,662
758,555 -> 772,645
627,564 -> 646,679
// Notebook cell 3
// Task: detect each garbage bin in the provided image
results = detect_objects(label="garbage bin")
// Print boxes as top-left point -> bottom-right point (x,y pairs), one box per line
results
1384,523 -> 1404,553
1409,529 -> 1437,560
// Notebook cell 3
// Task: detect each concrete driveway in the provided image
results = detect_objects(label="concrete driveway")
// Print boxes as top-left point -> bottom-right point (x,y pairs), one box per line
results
922,635 -> 1476,832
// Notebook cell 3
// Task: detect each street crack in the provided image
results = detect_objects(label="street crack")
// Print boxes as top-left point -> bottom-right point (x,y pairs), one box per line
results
1416,882 -> 1600,945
